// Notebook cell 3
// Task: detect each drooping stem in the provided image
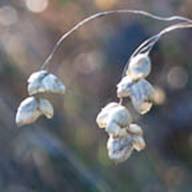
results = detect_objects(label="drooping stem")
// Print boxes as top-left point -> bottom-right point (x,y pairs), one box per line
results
40,9 -> 192,70
123,22 -> 192,76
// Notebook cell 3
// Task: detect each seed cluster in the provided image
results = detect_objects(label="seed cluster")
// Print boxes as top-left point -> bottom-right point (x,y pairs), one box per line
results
16,70 -> 65,126
15,10 -> 192,164
96,53 -> 155,163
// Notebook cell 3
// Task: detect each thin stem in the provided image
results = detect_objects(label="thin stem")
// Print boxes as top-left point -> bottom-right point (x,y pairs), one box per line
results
122,22 -> 192,76
40,9 -> 192,70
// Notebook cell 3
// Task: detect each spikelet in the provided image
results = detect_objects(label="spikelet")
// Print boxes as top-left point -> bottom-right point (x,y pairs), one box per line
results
28,70 -> 65,95
16,97 -> 54,127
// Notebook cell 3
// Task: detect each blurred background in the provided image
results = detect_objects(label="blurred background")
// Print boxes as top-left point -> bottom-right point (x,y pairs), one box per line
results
0,0 -> 192,191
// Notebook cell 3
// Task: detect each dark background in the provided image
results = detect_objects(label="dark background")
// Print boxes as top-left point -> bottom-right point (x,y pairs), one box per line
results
0,0 -> 191,191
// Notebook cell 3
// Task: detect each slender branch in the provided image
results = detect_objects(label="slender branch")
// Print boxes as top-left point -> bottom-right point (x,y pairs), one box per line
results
40,9 -> 192,70
122,22 -> 192,76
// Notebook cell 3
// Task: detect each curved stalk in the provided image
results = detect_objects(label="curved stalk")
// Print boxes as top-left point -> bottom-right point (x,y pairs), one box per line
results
123,22 -> 192,76
40,9 -> 192,70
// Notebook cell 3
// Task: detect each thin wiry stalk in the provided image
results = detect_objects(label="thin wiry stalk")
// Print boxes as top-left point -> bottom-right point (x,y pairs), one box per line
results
40,9 -> 192,70
123,22 -> 192,76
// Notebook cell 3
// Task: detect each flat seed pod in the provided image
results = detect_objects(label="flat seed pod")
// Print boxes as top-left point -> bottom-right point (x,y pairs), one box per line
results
96,102 -> 119,128
16,97 -> 54,127
116,76 -> 134,98
132,135 -> 146,151
28,70 -> 66,95
126,54 -> 151,80
39,98 -> 54,119
107,105 -> 132,128
128,124 -> 143,136
16,97 -> 41,127
96,102 -> 132,137
105,122 -> 128,137
107,135 -> 134,163
130,79 -> 154,114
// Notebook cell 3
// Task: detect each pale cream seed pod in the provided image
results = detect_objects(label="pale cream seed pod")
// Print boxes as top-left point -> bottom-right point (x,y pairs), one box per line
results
38,98 -> 54,119
117,77 -> 155,114
129,124 -> 146,151
28,70 -> 66,96
132,135 -> 146,151
116,76 -> 134,98
16,97 -> 41,127
16,97 -> 54,127
96,102 -> 132,137
107,134 -> 134,163
105,121 -> 128,137
107,105 -> 132,128
96,102 -> 119,128
130,79 -> 154,114
126,53 -> 151,80
106,123 -> 145,163
128,123 -> 143,136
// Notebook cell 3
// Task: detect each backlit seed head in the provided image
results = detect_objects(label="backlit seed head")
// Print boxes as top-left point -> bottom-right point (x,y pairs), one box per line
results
126,53 -> 151,80
28,70 -> 66,96
105,121 -> 128,137
16,97 -> 54,127
16,97 -> 41,127
39,98 -> 54,119
132,135 -> 146,151
96,102 -> 132,136
128,124 -> 143,136
117,76 -> 134,98
96,102 -> 119,128
107,104 -> 132,127
107,135 -> 134,163
130,79 -> 154,114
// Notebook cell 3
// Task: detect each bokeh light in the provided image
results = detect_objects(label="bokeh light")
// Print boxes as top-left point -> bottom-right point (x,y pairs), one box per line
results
153,87 -> 166,105
25,0 -> 49,13
167,66 -> 188,89
73,51 -> 103,75
94,0 -> 118,10
0,6 -> 18,26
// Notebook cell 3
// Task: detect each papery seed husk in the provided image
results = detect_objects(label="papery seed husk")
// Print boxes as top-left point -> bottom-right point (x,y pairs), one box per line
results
128,124 -> 143,136
16,97 -> 54,127
117,76 -> 134,98
130,79 -> 154,114
39,98 -> 54,119
107,105 -> 132,127
96,102 -> 119,128
107,135 -> 134,163
96,103 -> 132,136
126,54 -> 151,80
16,97 -> 41,127
132,101 -> 152,115
132,135 -> 146,151
28,70 -> 66,95
105,122 -> 128,137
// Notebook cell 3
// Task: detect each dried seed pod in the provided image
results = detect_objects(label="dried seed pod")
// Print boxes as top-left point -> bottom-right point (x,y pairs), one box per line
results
126,53 -> 151,80
16,97 -> 54,127
28,70 -> 66,95
105,121 -> 128,137
96,102 -> 132,137
107,104 -> 132,128
132,135 -> 146,151
16,97 -> 41,127
130,79 -> 154,114
96,102 -> 119,128
116,76 -> 134,98
128,124 -> 143,136
39,98 -> 54,119
107,135 -> 134,163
